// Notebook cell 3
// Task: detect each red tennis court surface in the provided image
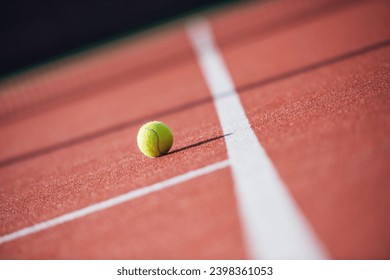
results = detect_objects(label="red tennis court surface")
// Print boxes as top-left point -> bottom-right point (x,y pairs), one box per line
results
0,0 -> 389,259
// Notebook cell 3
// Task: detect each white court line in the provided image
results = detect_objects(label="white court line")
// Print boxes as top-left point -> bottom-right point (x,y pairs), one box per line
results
0,160 -> 229,245
187,20 -> 328,259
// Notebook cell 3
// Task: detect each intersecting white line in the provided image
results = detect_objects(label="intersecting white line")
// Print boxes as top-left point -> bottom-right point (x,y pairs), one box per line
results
187,19 -> 328,259
0,160 -> 230,245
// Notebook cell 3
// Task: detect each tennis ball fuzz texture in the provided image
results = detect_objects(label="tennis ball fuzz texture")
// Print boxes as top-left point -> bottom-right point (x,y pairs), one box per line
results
137,121 -> 173,158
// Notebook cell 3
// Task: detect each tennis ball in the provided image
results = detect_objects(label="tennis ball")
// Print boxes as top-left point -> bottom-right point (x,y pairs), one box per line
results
137,121 -> 173,158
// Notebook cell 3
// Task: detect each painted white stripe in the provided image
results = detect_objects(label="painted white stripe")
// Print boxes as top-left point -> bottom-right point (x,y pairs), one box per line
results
187,20 -> 327,259
0,160 -> 229,245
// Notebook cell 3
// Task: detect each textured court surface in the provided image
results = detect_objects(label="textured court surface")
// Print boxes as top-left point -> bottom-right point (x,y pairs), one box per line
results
0,0 -> 389,259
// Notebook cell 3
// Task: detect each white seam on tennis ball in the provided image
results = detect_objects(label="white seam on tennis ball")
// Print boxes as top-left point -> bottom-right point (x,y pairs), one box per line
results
145,128 -> 162,156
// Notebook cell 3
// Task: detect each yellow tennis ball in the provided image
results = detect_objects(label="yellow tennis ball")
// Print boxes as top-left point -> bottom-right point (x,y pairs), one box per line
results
137,121 -> 173,158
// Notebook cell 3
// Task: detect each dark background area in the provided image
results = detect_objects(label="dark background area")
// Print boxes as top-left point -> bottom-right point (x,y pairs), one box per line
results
0,0 -> 235,78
